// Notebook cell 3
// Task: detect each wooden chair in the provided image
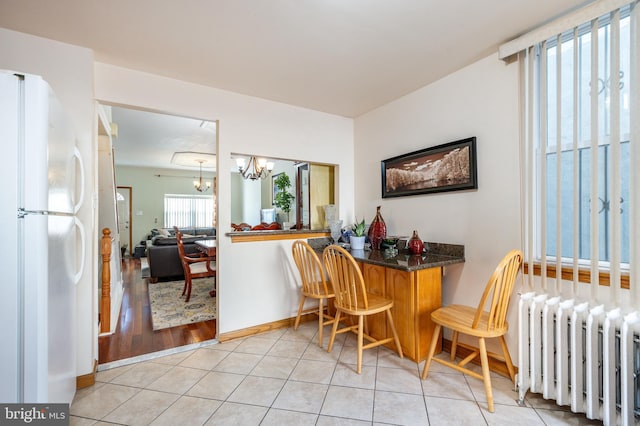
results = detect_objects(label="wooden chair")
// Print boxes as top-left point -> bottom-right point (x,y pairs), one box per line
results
322,245 -> 403,373
174,227 -> 216,302
291,240 -> 336,346
421,249 -> 523,412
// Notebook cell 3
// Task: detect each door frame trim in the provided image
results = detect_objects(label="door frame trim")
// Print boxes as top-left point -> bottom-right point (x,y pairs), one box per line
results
116,186 -> 133,257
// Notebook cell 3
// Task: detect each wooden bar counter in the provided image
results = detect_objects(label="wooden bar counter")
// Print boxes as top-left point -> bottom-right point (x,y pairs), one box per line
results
312,240 -> 465,363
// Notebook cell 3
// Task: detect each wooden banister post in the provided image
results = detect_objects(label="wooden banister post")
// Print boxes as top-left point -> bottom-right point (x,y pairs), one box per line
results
101,228 -> 111,333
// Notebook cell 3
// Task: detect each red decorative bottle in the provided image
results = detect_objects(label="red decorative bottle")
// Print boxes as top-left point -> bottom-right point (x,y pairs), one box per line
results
407,230 -> 424,255
367,206 -> 387,250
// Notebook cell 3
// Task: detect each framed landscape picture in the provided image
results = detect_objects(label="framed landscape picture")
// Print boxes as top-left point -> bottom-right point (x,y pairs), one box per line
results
381,137 -> 477,198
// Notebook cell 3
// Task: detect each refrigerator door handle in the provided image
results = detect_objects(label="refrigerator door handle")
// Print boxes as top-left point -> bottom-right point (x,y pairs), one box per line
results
73,217 -> 86,285
72,146 -> 85,214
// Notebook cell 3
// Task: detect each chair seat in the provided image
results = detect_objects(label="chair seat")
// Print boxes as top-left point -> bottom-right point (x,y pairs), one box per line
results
189,260 -> 216,275
431,304 -> 508,338
336,292 -> 393,316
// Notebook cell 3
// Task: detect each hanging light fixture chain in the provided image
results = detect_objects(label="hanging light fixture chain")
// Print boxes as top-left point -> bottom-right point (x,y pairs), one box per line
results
193,159 -> 211,192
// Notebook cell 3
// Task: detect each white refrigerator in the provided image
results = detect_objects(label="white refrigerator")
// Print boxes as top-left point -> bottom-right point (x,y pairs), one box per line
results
0,71 -> 85,404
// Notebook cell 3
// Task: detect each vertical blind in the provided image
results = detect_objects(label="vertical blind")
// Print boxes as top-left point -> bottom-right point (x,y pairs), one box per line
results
517,1 -> 639,307
163,194 -> 214,228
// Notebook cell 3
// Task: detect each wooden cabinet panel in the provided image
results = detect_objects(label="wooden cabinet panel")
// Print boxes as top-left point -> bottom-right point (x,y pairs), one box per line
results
361,263 -> 387,339
415,268 -> 442,359
355,260 -> 443,362
386,268 -> 416,359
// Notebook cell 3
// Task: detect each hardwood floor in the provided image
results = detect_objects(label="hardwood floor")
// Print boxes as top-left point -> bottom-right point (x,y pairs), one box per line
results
98,258 -> 216,364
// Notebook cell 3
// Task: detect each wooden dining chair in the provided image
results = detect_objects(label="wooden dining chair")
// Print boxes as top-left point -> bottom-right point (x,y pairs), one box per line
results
174,227 -> 216,302
322,244 -> 403,373
291,240 -> 336,346
421,249 -> 523,412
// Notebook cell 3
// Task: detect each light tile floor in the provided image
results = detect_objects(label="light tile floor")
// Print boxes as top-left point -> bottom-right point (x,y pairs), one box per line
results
72,322 -> 603,425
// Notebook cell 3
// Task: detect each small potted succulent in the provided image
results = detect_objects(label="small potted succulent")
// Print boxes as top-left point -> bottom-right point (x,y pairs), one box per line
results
350,218 -> 366,250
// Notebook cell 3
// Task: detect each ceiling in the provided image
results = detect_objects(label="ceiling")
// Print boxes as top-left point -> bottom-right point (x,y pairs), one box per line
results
1,0 -> 593,118
109,106 -> 217,171
2,0 -> 593,170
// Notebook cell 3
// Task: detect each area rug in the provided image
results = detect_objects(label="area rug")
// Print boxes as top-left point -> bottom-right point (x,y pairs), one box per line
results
140,257 -> 150,278
147,277 -> 216,330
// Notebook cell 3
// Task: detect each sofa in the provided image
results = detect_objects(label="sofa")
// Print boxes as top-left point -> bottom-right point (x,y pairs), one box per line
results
147,227 -> 216,281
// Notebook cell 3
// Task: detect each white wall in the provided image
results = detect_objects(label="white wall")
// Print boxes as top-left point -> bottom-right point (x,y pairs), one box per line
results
241,179 -> 262,225
354,54 -> 522,355
115,165 -> 217,244
95,63 -> 354,334
0,28 -> 96,378
230,172 -> 244,224
97,123 -> 124,335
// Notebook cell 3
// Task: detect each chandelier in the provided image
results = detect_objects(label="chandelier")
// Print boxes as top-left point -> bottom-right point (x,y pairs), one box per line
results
236,156 -> 274,180
193,160 -> 212,192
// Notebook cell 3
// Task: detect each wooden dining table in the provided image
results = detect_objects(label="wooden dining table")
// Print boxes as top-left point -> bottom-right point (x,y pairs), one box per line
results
194,239 -> 217,297
194,239 -> 216,257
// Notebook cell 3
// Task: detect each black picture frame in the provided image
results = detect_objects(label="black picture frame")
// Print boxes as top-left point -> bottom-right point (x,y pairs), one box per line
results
381,137 -> 477,198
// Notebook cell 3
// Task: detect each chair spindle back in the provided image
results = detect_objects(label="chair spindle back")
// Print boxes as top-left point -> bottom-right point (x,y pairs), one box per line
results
291,241 -> 329,297
173,227 -> 187,269
322,245 -> 368,311
472,249 -> 523,331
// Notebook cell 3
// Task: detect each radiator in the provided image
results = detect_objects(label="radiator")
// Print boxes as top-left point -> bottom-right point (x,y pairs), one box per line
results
517,292 -> 640,425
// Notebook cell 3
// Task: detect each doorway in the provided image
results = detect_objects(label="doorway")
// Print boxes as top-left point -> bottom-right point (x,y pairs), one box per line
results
116,186 -> 132,257
98,105 -> 218,365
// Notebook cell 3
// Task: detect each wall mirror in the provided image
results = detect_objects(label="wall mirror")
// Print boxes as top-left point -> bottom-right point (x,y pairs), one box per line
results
231,154 -> 335,231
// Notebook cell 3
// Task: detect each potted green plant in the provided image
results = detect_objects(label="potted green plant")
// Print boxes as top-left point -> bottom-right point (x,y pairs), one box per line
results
273,173 -> 296,227
350,218 -> 366,250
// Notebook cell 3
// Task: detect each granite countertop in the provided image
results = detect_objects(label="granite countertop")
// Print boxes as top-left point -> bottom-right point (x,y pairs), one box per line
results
309,238 -> 465,272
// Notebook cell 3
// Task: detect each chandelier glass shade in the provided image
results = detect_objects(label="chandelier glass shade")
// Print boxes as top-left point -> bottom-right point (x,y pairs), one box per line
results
193,160 -> 212,192
236,156 -> 274,180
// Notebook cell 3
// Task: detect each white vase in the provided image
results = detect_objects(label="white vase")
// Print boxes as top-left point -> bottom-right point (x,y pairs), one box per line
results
277,212 -> 289,225
350,235 -> 365,250
329,220 -> 343,242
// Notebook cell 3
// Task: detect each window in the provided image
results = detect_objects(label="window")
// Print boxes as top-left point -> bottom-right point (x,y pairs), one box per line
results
164,194 -> 214,228
521,4 -> 637,279
543,12 -> 631,265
